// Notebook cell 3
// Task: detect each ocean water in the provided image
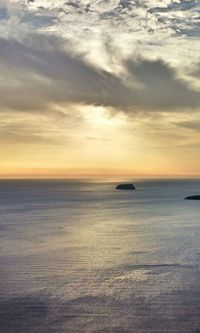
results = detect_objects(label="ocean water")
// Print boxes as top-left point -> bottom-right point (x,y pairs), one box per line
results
0,179 -> 200,333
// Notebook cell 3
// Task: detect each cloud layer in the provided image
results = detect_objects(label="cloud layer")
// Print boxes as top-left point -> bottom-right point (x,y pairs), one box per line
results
0,1 -> 199,115
0,33 -> 200,114
0,0 -> 200,177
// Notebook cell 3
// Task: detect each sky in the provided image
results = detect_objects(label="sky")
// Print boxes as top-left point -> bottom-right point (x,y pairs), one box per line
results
0,0 -> 200,179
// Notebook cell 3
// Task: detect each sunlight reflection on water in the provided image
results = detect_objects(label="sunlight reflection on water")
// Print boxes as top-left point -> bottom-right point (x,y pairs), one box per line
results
1,179 -> 200,332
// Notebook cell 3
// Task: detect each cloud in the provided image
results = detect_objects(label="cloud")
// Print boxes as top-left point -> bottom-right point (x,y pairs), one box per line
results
176,120 -> 200,131
0,1 -> 200,116
0,34 -> 131,111
0,32 -> 200,115
125,58 -> 200,110
4,0 -> 200,40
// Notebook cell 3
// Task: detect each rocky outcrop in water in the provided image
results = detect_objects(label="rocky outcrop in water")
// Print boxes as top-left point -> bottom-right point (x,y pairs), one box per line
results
116,184 -> 135,190
184,195 -> 200,200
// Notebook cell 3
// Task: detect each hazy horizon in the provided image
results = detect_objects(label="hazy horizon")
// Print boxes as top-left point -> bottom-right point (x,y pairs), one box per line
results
0,173 -> 200,181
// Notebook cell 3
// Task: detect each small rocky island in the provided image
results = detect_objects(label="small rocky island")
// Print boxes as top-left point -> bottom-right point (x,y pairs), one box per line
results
116,184 -> 136,190
184,195 -> 200,200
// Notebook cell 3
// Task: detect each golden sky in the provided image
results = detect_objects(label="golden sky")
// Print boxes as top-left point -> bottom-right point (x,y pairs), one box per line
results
0,0 -> 200,179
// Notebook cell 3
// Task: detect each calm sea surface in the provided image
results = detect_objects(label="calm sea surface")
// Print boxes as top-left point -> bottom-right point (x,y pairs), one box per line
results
0,179 -> 200,333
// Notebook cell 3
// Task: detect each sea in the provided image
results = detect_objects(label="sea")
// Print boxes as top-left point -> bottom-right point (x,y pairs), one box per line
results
0,179 -> 200,333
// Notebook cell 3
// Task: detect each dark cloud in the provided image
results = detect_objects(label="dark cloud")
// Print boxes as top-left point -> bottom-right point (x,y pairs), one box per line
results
0,35 -> 134,111
176,120 -> 200,131
119,0 -> 134,10
0,33 -> 200,114
65,1 -> 82,10
0,6 -> 8,20
148,0 -> 200,37
149,0 -> 200,14
21,12 -> 56,28
125,58 -> 200,110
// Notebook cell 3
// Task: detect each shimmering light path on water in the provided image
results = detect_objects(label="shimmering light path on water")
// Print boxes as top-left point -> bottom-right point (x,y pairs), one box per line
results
1,180 -> 200,333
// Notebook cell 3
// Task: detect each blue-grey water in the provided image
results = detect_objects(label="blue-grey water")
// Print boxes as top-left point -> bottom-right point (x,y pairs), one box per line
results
0,179 -> 200,333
